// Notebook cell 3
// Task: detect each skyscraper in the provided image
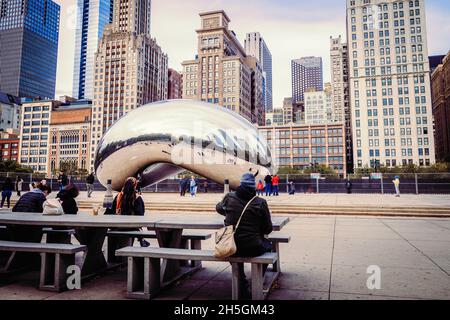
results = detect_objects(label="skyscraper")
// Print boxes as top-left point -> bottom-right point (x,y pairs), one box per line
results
245,32 -> 273,112
72,0 -> 114,99
291,56 -> 323,104
0,0 -> 60,99
330,35 -> 353,171
181,11 -> 265,126
90,0 -> 167,170
347,0 -> 435,169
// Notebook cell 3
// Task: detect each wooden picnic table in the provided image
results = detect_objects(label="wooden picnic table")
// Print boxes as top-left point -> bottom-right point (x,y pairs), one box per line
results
0,212 -> 290,285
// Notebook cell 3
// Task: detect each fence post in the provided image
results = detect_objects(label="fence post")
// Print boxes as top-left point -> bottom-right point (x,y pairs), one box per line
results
29,173 -> 32,184
415,173 -> 419,195
6,172 -> 9,178
155,183 -> 158,193
381,173 -> 384,195
286,174 -> 289,193
316,177 -> 320,194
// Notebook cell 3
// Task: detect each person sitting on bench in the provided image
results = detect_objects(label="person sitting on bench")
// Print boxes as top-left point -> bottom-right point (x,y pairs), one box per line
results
216,173 -> 273,298
105,177 -> 150,247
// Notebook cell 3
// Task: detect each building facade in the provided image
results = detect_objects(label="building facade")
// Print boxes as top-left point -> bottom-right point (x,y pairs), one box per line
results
72,0 -> 114,100
18,100 -> 59,173
259,123 -> 346,175
245,32 -> 273,112
181,11 -> 265,126
49,101 -> 92,175
168,68 -> 183,100
0,131 -> 19,162
347,0 -> 435,169
304,85 -> 334,125
431,52 -> 450,162
90,0 -> 168,170
0,0 -> 60,99
291,56 -> 323,104
330,35 -> 354,172
0,91 -> 20,131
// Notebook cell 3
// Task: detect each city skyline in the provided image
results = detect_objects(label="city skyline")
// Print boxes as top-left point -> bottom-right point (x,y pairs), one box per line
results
54,0 -> 450,107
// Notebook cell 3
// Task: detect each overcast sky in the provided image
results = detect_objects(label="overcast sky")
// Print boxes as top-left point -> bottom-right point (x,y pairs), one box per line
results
54,0 -> 450,108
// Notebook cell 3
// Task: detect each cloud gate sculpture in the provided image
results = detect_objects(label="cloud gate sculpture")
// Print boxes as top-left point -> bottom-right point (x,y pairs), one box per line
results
94,100 -> 276,191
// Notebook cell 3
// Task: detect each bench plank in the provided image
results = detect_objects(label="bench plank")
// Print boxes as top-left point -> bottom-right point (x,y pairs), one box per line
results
0,241 -> 86,255
268,234 -> 291,243
107,230 -> 212,240
116,247 -> 277,264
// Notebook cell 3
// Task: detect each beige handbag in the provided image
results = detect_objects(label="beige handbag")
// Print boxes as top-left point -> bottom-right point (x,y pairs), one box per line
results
43,198 -> 64,216
214,196 -> 257,259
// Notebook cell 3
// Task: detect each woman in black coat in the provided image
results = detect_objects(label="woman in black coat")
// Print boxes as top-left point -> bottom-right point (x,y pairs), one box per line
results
57,184 -> 79,215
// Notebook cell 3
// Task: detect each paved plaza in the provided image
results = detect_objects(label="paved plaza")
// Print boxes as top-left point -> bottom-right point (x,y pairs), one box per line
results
1,214 -> 449,300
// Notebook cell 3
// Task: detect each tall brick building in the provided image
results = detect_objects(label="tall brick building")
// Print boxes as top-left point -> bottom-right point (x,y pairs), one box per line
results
168,69 -> 183,99
431,52 -> 450,162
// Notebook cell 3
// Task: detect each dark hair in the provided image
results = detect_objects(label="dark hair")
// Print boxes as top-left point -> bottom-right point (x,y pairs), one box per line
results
64,183 -> 79,198
120,179 -> 137,215
36,183 -> 52,194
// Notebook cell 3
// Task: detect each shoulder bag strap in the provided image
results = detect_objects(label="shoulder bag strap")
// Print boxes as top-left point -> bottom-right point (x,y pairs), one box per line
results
233,195 -> 258,234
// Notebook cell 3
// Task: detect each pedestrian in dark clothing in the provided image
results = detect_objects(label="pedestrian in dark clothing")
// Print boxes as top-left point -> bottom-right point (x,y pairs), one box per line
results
105,177 -> 149,247
1,177 -> 14,208
136,173 -> 143,195
57,184 -> 79,215
180,177 -> 188,196
58,172 -> 68,191
12,183 -> 52,213
203,181 -> 208,193
15,176 -> 23,197
346,179 -> 353,194
86,173 -> 95,198
264,174 -> 272,196
216,173 -> 273,298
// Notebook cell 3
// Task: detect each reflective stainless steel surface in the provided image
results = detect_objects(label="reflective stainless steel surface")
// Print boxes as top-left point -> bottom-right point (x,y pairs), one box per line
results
94,100 -> 276,191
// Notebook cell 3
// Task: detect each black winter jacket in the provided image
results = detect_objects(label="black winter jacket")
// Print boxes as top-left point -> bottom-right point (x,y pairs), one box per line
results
57,189 -> 78,215
105,195 -> 145,216
216,186 -> 273,253
12,190 -> 47,213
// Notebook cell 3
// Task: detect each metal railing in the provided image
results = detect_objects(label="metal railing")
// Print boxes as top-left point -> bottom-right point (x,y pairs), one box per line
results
1,172 -> 449,195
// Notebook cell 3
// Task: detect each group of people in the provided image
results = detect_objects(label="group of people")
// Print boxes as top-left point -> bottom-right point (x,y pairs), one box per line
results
179,176 -> 208,197
255,174 -> 281,197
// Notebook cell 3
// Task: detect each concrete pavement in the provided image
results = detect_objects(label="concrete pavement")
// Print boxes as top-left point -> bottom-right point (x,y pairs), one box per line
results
1,214 -> 449,300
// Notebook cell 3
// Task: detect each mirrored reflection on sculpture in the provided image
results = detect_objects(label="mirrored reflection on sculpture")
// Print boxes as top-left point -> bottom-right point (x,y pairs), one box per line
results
94,100 -> 276,191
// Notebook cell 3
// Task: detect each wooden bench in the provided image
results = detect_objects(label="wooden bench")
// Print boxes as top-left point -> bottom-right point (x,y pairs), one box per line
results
0,226 -> 7,240
0,240 -> 86,292
107,230 -> 212,267
116,247 -> 278,300
42,228 -> 76,244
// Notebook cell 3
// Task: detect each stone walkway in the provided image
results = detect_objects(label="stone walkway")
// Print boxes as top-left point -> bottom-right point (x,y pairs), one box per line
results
1,214 -> 449,300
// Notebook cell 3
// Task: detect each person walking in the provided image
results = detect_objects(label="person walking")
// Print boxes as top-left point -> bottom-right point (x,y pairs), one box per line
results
203,181 -> 208,193
272,174 -> 280,196
190,176 -> 197,197
264,174 -> 272,196
15,176 -> 23,197
58,171 -> 68,191
345,179 -> 353,194
57,184 -> 80,215
216,173 -> 273,298
1,177 -> 14,209
105,177 -> 149,247
136,173 -> 143,195
393,176 -> 400,197
179,177 -> 187,196
86,172 -> 95,198
256,180 -> 264,196
288,182 -> 296,195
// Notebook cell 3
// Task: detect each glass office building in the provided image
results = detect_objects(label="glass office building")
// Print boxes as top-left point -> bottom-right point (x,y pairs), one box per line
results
72,0 -> 114,99
291,56 -> 323,104
0,0 -> 60,99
